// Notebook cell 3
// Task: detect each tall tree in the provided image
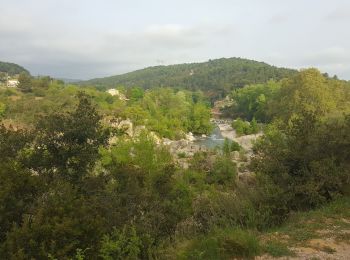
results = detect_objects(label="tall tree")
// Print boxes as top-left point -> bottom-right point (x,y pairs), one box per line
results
29,92 -> 108,184
17,72 -> 33,93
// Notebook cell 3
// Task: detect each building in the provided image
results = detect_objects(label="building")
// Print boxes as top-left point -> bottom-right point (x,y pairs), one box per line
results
106,88 -> 129,101
7,79 -> 19,88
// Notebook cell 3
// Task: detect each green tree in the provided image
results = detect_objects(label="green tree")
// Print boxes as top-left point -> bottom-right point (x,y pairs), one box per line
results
17,72 -> 33,93
191,103 -> 212,134
253,112 -> 350,210
0,161 -> 40,242
270,69 -> 336,121
250,117 -> 259,133
29,92 -> 108,184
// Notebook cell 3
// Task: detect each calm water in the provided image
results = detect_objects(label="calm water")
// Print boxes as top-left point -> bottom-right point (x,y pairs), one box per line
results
194,125 -> 225,149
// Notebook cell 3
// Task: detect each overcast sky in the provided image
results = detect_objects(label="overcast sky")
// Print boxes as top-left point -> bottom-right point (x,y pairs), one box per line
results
1,0 -> 349,80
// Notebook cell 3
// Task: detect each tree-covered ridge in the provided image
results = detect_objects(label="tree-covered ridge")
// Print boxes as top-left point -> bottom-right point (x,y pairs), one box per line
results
79,57 -> 297,100
0,61 -> 29,76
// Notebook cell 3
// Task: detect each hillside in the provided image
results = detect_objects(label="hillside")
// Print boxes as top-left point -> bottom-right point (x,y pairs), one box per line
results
0,61 -> 29,76
79,57 -> 297,99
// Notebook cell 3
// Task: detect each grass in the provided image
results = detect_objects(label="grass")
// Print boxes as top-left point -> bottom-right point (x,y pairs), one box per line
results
265,197 -> 350,245
262,240 -> 295,257
164,197 -> 350,259
176,228 -> 260,259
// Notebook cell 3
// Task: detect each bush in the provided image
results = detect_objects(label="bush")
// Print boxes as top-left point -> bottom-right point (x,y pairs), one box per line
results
222,138 -> 241,156
252,112 -> 350,211
232,118 -> 259,136
100,226 -> 142,260
207,157 -> 236,185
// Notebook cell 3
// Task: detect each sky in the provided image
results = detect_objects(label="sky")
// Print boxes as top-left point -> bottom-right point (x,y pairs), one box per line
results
0,0 -> 349,80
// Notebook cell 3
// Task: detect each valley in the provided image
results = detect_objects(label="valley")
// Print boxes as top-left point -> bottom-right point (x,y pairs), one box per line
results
0,60 -> 349,259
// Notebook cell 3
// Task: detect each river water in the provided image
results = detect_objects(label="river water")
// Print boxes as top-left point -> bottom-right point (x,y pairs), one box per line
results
194,125 -> 226,149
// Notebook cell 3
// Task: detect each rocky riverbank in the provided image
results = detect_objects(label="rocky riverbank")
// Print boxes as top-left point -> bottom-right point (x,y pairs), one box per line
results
107,117 -> 262,169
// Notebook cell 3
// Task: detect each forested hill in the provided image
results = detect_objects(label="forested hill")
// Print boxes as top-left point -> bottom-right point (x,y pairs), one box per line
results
79,57 -> 297,99
0,61 -> 29,75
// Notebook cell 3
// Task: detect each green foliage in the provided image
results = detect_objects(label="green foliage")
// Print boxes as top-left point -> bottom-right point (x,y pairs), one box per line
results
232,118 -> 259,136
228,80 -> 281,122
223,138 -> 241,156
122,88 -> 212,138
126,86 -> 144,101
99,133 -> 192,255
0,161 -> 40,242
253,112 -> 350,211
100,226 -> 142,260
0,66 -> 349,259
269,69 -> 338,121
28,92 -> 108,184
17,72 -> 33,93
190,102 -> 213,134
0,124 -> 32,162
1,181 -> 106,259
207,157 -> 237,185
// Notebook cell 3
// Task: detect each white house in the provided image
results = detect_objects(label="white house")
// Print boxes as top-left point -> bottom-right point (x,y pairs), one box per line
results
106,88 -> 129,101
7,79 -> 19,88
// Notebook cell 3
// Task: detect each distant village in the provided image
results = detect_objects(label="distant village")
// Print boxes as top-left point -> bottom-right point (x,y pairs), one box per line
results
0,73 -> 19,88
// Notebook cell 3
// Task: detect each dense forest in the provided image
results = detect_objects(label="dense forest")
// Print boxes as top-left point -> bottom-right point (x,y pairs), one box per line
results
0,61 -> 30,76
0,64 -> 349,259
79,58 -> 297,101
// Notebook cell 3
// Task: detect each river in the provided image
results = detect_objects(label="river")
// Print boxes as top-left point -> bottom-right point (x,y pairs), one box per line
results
194,125 -> 226,149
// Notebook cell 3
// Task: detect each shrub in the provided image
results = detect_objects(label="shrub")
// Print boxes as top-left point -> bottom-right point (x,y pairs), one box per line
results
232,118 -> 259,136
100,226 -> 142,260
207,157 -> 236,185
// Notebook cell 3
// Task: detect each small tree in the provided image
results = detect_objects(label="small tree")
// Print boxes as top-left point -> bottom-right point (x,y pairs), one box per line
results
250,117 -> 259,134
17,72 -> 32,92
29,92 -> 108,184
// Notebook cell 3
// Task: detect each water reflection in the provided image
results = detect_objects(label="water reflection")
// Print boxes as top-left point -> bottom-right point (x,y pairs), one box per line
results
194,125 -> 225,149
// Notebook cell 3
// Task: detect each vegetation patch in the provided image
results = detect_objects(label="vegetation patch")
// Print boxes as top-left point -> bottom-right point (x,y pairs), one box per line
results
176,228 -> 260,259
262,240 -> 295,257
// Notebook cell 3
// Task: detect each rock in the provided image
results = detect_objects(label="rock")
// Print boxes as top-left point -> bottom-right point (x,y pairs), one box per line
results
234,133 -> 263,152
149,131 -> 161,144
238,172 -> 256,185
230,151 -> 240,160
134,125 -> 146,136
162,138 -> 173,146
218,123 -> 233,132
185,132 -> 196,142
118,119 -> 133,136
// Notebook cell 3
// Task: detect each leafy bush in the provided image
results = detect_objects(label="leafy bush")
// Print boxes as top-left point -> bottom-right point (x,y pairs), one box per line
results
100,226 -> 142,260
222,138 -> 241,155
229,80 -> 281,122
253,111 -> 350,211
232,118 -> 259,136
207,157 -> 237,185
